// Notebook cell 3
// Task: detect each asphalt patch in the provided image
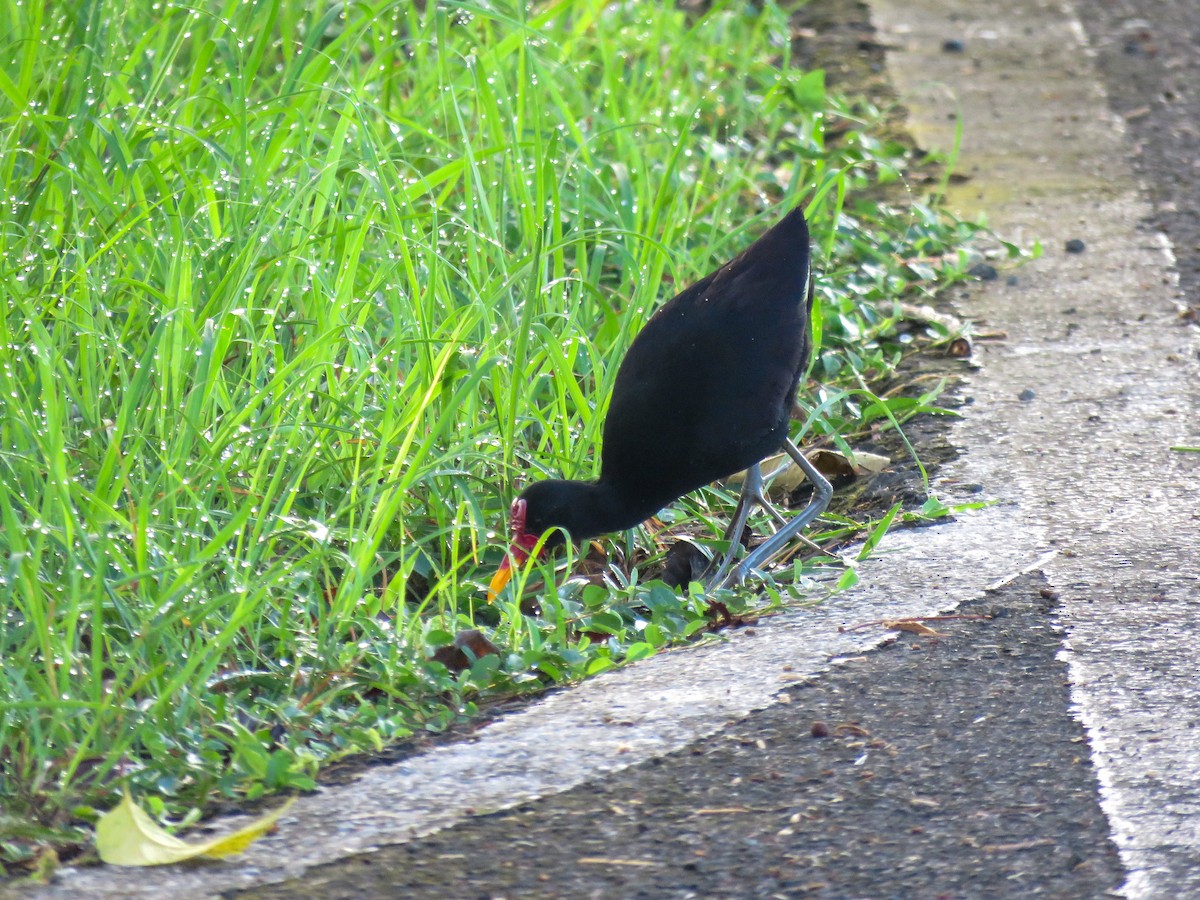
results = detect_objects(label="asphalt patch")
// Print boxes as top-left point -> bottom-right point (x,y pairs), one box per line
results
230,575 -> 1124,899
1080,0 -> 1200,315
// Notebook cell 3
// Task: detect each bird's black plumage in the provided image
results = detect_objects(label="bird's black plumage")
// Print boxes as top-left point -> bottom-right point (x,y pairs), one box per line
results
599,206 -> 813,521
492,205 -> 829,595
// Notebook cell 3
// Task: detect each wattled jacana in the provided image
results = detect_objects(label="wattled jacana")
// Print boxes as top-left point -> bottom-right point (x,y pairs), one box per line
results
489,205 -> 833,600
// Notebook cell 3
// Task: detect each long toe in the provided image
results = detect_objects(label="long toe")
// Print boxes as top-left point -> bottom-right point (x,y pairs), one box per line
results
721,439 -> 833,586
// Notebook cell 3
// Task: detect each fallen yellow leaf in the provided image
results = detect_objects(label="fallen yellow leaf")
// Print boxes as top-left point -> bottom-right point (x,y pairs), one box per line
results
96,790 -> 294,867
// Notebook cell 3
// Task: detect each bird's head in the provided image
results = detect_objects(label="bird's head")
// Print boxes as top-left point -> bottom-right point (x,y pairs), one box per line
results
487,481 -> 581,601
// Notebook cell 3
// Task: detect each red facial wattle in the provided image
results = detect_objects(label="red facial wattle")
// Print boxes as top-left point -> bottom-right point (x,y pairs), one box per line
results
487,499 -> 542,601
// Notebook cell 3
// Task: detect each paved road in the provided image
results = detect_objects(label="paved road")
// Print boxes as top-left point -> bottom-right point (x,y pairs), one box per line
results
873,0 -> 1200,895
1081,0 -> 1200,314
29,0 -> 1198,897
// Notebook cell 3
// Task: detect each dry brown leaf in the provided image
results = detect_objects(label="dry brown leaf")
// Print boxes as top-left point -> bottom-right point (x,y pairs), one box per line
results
883,620 -> 948,636
847,450 -> 891,474
947,336 -> 973,357
430,629 -> 501,673
897,302 -> 965,334
808,448 -> 855,481
727,447 -> 889,495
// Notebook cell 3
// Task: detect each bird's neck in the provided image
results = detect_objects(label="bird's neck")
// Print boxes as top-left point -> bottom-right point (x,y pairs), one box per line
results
560,479 -> 656,539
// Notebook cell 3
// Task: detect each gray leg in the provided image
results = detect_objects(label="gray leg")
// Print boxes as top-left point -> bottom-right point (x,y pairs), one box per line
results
706,463 -> 764,588
709,439 -> 833,589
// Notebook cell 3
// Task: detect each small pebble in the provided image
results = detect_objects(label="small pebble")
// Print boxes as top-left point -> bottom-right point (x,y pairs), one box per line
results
1065,238 -> 1087,253
942,38 -> 965,53
968,262 -> 998,281
1018,388 -> 1036,401
1006,274 -> 1019,286
811,721 -> 830,738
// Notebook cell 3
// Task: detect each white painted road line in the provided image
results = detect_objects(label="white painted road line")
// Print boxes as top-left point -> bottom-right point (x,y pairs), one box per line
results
873,0 -> 1200,896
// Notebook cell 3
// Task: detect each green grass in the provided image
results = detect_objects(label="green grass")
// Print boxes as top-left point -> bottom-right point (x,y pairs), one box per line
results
0,0 -> 986,868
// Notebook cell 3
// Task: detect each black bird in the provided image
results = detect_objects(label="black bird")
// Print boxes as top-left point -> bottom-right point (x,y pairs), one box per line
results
489,205 -> 833,600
